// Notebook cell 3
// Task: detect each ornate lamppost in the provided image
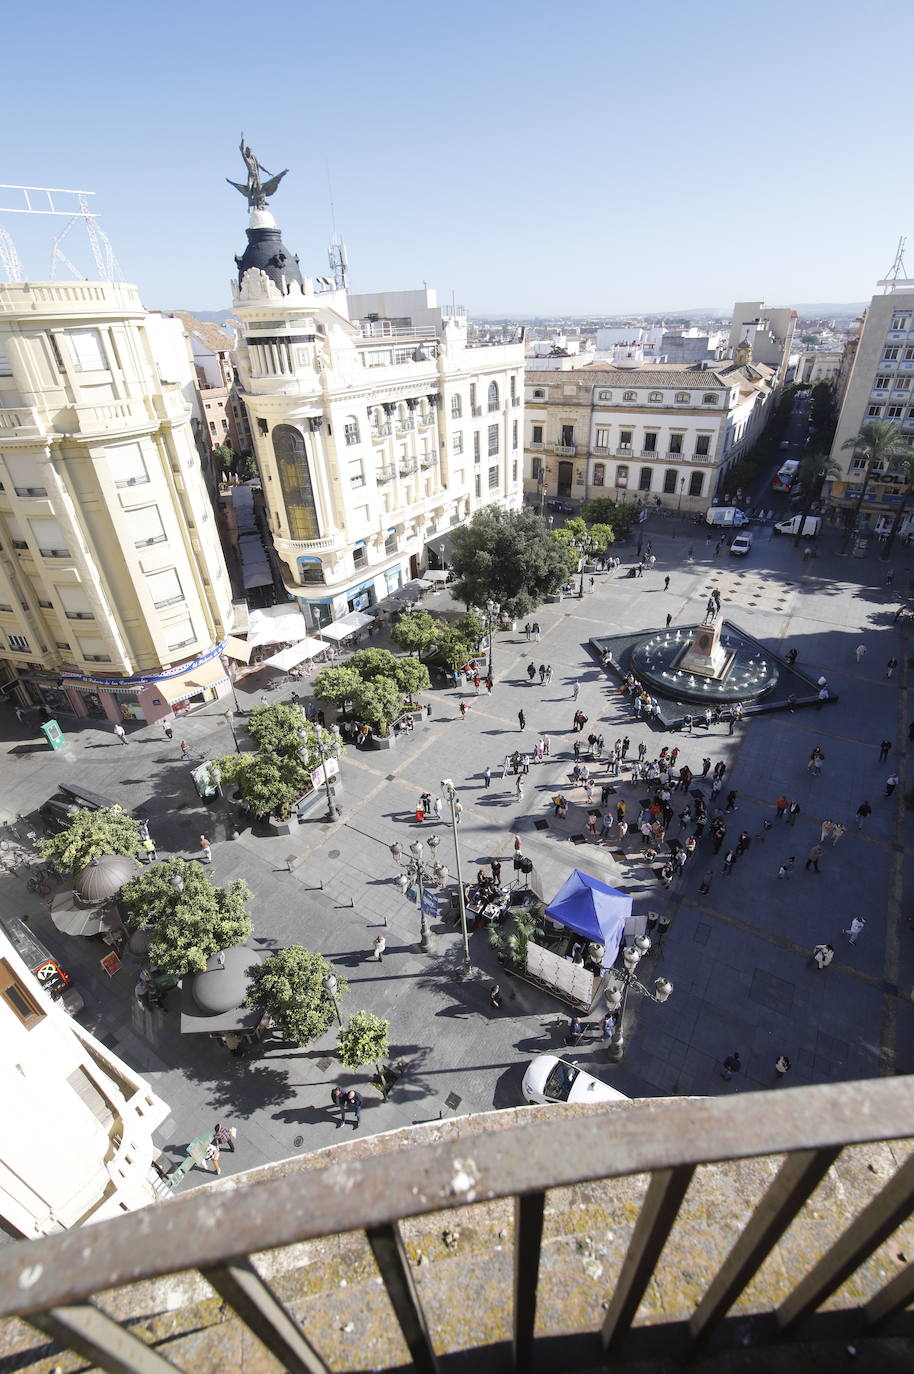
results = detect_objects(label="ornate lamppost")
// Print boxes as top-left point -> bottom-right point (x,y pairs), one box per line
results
301,727 -> 340,820
441,778 -> 471,978
603,934 -> 673,1064
485,599 -> 500,680
393,838 -> 447,952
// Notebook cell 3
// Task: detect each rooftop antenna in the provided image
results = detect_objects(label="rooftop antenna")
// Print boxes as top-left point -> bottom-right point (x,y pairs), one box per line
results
878,236 -> 909,292
0,184 -> 121,281
326,169 -> 349,292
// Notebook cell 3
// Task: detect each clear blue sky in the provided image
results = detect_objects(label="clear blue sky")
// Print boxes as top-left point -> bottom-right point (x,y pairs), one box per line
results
3,0 -> 910,316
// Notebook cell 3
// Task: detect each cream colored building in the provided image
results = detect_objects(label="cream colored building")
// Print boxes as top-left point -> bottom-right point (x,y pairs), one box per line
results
826,284 -> 914,535
794,349 -> 842,386
0,924 -> 169,1237
0,282 -> 234,723
230,207 -> 524,625
525,346 -> 776,513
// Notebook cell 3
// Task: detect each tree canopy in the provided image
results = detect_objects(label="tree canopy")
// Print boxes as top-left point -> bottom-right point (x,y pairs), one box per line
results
313,648 -> 429,735
449,506 -> 577,617
337,1009 -> 390,1077
245,945 -> 347,1046
217,703 -> 336,820
120,858 -> 253,977
39,807 -> 142,878
580,496 -> 637,537
389,610 -> 440,657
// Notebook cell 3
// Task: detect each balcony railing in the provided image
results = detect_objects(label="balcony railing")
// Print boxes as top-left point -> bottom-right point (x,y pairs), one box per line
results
371,423 -> 392,440
529,441 -> 544,450
2,1078 -> 913,1374
555,443 -> 576,456
641,447 -> 658,457
376,466 -> 395,483
396,418 -> 415,433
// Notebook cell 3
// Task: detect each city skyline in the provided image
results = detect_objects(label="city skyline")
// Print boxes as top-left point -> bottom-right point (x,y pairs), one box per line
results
2,0 -> 911,315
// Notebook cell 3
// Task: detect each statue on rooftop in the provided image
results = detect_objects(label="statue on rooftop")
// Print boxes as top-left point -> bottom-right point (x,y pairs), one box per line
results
226,135 -> 288,209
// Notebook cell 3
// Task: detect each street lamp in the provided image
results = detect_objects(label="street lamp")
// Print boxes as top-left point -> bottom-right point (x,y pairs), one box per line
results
577,534 -> 594,599
441,778 -> 471,978
603,935 -> 673,1064
485,600 -> 500,680
323,971 -> 342,1026
678,475 -> 686,514
301,728 -> 340,820
392,838 -> 447,952
223,710 -> 239,753
538,464 -> 552,517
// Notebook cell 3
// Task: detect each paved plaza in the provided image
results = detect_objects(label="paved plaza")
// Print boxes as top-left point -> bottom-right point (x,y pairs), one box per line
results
1,518 -> 912,1181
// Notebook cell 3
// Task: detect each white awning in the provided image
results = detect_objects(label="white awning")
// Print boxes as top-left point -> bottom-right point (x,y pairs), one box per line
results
262,639 -> 326,671
320,611 -> 375,642
247,604 -> 310,648
423,569 -> 450,583
223,635 -> 254,663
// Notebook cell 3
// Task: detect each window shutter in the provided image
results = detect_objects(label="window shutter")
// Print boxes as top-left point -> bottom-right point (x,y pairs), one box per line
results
107,441 -> 148,487
67,329 -> 107,371
126,506 -> 166,546
146,568 -> 184,608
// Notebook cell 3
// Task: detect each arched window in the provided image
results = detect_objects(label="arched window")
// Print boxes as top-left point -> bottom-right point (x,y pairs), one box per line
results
649,391 -> 663,402
689,471 -> 705,497
615,465 -> 628,489
593,463 -> 605,486
702,393 -> 719,405
623,390 -> 637,402
488,381 -> 499,411
344,416 -> 360,446
532,388 -> 545,400
663,469 -> 677,494
639,467 -> 653,491
675,391 -> 689,403
273,425 -> 320,541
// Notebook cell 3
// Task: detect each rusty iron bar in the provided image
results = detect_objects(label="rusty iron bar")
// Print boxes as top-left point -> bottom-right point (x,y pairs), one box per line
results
689,1145 -> 842,1342
366,1220 -> 440,1374
200,1256 -> 330,1373
513,1190 -> 546,1370
1,1079 -> 913,1329
777,1150 -> 914,1331
601,1164 -> 695,1349
27,1304 -> 181,1374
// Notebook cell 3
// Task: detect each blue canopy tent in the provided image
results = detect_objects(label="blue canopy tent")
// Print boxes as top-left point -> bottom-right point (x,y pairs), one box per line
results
544,870 -> 632,969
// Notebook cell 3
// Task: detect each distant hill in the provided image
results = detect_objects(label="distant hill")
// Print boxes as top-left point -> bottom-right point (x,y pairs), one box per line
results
791,303 -> 867,316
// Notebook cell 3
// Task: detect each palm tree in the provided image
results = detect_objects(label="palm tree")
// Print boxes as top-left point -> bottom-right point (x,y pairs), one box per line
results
880,449 -> 914,561
839,420 -> 908,556
792,448 -> 841,547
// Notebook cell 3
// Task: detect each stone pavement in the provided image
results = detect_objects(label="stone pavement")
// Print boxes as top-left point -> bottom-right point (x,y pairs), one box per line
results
0,517 -> 911,1182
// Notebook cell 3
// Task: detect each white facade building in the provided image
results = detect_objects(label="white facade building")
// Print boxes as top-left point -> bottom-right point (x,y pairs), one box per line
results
793,349 -> 843,386
0,282 -> 234,724
0,925 -> 169,1237
525,350 -> 776,512
230,209 -> 524,625
729,301 -> 797,382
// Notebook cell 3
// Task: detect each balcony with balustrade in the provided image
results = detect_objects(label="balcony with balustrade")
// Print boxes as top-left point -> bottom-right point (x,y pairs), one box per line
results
1,1077 -> 912,1374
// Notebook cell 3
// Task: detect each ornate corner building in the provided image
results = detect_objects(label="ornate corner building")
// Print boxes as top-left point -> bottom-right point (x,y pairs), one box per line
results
0,283 -> 234,722
229,196 -> 524,627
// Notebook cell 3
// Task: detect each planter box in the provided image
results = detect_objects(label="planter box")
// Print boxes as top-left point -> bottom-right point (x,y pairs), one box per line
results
370,733 -> 397,750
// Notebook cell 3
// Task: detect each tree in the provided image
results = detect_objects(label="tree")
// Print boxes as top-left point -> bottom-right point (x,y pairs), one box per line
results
839,420 -> 909,555
120,859 -> 253,977
880,450 -> 914,561
390,655 -> 430,703
389,610 -> 440,657
39,807 -> 142,878
351,676 -> 404,736
792,448 -> 841,547
213,442 -> 235,478
216,705 -> 335,820
580,496 -> 636,537
337,1009 -> 391,1085
312,664 -> 363,709
587,523 -> 615,553
245,945 -> 347,1047
449,506 -> 577,617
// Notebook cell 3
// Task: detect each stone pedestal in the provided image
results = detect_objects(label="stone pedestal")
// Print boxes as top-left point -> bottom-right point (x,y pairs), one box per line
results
679,615 -> 728,679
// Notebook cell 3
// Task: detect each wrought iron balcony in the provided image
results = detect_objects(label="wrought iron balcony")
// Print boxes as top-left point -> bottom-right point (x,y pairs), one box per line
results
555,442 -> 576,456
2,1078 -> 913,1374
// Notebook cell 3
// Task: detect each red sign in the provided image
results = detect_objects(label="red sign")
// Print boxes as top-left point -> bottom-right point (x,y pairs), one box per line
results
100,951 -> 122,977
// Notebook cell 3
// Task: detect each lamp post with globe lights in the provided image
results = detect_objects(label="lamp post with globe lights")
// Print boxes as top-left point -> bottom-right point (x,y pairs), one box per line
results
300,727 -> 340,820
603,934 -> 673,1064
393,837 -> 447,952
441,779 -> 471,978
484,599 -> 500,680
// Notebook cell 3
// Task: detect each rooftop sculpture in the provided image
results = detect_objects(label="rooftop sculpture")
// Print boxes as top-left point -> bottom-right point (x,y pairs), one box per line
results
226,135 -> 288,210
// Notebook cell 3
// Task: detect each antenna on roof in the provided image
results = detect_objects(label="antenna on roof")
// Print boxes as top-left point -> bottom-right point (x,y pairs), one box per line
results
878,236 -> 908,291
325,166 -> 350,292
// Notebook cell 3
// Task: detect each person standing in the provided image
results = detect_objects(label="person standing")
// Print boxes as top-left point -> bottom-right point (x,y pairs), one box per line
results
878,739 -> 892,763
725,790 -> 738,812
524,622 -> 531,641
180,738 -> 191,760
199,835 -> 213,864
162,720 -> 174,741
886,657 -> 898,679
114,722 -> 128,745
723,848 -> 736,875
886,772 -> 899,797
855,644 -> 866,663
545,665 -> 553,685
786,800 -> 801,827
483,766 -> 491,789
344,1089 -> 363,1129
433,796 -> 442,822
526,663 -> 536,682
373,934 -> 386,961
532,622 -> 541,642
515,775 -> 524,798
720,1050 -> 741,1080
701,757 -> 712,779
774,1055 -> 791,1081
142,836 -> 157,863
454,799 -> 463,824
539,663 -> 546,683
844,917 -> 865,945
571,681 -> 580,701
518,709 -> 526,731
811,943 -> 834,970
663,575 -> 670,591
330,1086 -> 347,1127
774,795 -> 788,819
459,701 -> 469,719
698,868 -> 713,895
855,800 -> 872,829
489,983 -> 502,1010
777,857 -> 795,879
805,843 -> 824,873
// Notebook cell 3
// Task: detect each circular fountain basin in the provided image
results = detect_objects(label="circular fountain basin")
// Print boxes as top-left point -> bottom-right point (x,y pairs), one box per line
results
630,630 -> 779,705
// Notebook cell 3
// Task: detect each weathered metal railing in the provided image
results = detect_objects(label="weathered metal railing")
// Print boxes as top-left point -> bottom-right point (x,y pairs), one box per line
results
2,1078 -> 914,1373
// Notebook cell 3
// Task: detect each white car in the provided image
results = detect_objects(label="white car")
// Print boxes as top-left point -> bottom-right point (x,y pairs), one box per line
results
729,532 -> 753,556
522,1054 -> 629,1105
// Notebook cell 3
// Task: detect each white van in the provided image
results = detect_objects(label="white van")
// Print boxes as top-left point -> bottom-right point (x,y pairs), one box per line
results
774,514 -> 821,538
705,507 -> 749,528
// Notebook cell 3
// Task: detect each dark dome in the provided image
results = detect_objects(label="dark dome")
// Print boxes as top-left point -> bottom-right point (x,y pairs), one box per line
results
75,853 -> 143,903
191,946 -> 259,1015
236,223 -> 303,293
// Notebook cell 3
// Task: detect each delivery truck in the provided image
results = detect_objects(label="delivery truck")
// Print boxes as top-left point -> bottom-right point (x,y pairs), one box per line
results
774,514 -> 821,538
705,507 -> 750,528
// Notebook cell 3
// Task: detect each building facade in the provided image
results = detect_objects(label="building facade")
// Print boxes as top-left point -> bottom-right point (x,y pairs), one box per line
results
793,349 -> 843,386
230,208 -> 524,626
0,281 -> 234,723
728,301 -> 796,383
0,925 -> 169,1237
826,284 -> 914,535
524,351 -> 776,513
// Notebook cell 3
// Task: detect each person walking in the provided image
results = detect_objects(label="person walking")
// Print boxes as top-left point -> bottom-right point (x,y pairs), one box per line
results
142,835 -> 157,863
454,799 -> 463,825
774,1055 -> 791,1081
517,709 -> 526,731
811,943 -> 834,970
721,1051 -> 741,1081
532,622 -> 541,642
180,738 -> 191,760
666,613 -> 673,627
701,756 -> 711,779
344,1089 -> 363,1129
805,843 -> 824,874
545,665 -> 553,685
723,848 -> 736,875
878,739 -> 892,762
786,800 -> 801,827
199,835 -> 212,864
735,830 -> 751,857
663,575 -> 670,591
489,983 -> 502,1010
524,622 -> 531,641
539,663 -> 546,683
114,722 -> 128,745
774,795 -> 788,819
844,917 -> 865,945
698,868 -> 713,895
571,681 -> 580,701
855,644 -> 866,663
527,663 -> 536,683
330,1086 -> 347,1127
725,790 -> 738,812
886,657 -> 898,679
483,766 -> 491,789
459,701 -> 469,719
373,934 -> 386,961
777,857 -> 795,879
162,720 -> 174,741
515,775 -> 524,798
855,800 -> 872,829
885,772 -> 899,797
